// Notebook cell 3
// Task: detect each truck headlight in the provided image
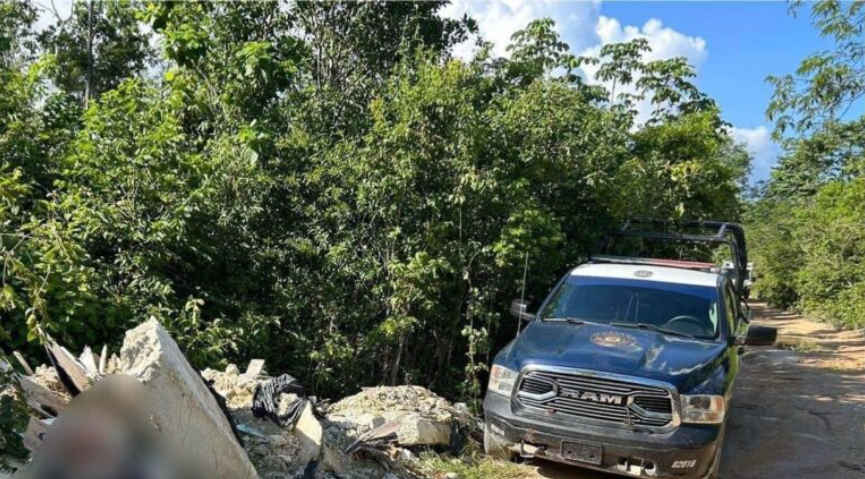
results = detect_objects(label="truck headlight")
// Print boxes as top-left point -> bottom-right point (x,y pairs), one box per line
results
488,365 -> 518,397
680,394 -> 726,424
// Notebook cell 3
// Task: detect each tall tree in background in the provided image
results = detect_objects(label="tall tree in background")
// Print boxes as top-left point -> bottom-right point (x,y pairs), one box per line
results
768,0 -> 864,139
38,0 -> 153,104
749,0 -> 864,329
765,0 -> 864,195
0,0 -> 36,68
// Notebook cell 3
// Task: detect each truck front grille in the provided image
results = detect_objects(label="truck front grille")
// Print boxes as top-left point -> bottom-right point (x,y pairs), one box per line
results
516,369 -> 676,428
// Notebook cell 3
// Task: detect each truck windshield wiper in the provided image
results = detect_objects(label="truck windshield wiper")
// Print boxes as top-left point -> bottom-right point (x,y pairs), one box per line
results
609,322 -> 696,340
544,317 -> 592,325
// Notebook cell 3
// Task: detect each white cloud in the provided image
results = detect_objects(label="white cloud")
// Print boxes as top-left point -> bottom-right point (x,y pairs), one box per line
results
590,17 -> 707,64
442,4 -> 774,182
580,16 -> 708,124
731,126 -> 780,183
441,5 -> 708,125
441,0 -> 601,60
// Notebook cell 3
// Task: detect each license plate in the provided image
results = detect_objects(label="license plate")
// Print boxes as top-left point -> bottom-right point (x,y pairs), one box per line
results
562,440 -> 603,465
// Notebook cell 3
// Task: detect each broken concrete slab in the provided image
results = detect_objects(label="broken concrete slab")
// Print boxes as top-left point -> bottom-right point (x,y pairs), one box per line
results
294,402 -> 323,467
16,375 -> 68,417
22,417 -> 50,452
395,416 -> 451,447
98,345 -> 108,375
325,386 -> 454,447
202,365 -> 258,409
246,359 -> 266,377
12,352 -> 34,376
78,346 -> 99,377
46,343 -> 92,395
118,318 -> 259,479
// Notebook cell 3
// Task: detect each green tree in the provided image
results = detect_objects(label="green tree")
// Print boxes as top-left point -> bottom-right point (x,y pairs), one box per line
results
38,0 -> 153,104
0,0 -> 37,68
1,8 -> 751,408
505,18 -> 585,86
767,0 -> 864,139
749,0 -> 864,329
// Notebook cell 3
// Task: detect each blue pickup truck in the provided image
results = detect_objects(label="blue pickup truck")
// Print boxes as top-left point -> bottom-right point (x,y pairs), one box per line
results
483,220 -> 776,479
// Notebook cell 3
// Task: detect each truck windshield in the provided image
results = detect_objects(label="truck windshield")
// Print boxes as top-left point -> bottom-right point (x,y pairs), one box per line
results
541,276 -> 721,340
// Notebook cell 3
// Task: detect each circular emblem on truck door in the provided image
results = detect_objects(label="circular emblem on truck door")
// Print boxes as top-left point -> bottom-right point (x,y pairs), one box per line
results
634,270 -> 653,278
591,332 -> 638,348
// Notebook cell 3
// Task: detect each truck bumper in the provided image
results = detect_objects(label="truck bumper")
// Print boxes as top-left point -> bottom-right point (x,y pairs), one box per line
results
484,393 -> 723,479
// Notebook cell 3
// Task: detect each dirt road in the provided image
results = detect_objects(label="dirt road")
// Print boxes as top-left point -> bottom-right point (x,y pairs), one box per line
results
522,302 -> 865,478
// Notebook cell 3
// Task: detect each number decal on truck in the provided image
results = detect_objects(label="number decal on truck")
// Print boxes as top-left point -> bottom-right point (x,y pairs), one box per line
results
672,460 -> 697,469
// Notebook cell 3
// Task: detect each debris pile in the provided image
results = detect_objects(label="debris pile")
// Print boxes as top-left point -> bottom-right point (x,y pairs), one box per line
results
317,386 -> 481,478
6,319 -> 257,479
201,364 -> 259,409
325,386 -> 455,447
28,366 -> 69,403
203,366 -> 323,478
4,321 -> 479,479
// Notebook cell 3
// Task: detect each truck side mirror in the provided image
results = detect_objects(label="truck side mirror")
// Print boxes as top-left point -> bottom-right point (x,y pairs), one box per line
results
510,299 -> 534,322
743,325 -> 777,346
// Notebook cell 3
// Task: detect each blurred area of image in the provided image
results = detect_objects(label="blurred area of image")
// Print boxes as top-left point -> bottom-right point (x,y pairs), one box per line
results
15,376 -> 212,479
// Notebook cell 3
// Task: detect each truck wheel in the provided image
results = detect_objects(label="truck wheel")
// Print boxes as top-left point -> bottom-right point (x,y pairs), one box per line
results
745,325 -> 777,346
484,423 -> 516,461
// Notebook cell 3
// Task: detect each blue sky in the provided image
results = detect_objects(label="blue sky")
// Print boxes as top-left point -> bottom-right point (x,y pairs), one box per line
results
442,1 -> 833,183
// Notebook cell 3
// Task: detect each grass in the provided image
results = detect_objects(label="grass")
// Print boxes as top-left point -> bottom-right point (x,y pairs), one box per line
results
417,450 -> 531,479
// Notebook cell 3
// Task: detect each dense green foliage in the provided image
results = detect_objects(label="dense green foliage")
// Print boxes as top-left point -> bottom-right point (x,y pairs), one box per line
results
749,0 -> 865,329
1,0 -> 750,404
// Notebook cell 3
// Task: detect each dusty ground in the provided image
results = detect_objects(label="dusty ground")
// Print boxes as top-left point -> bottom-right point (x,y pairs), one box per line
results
519,301 -> 865,478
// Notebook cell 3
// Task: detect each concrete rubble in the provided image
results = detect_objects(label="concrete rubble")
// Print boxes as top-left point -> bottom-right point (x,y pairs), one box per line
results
202,365 -> 324,478
28,366 -> 69,403
118,319 -> 259,479
325,386 -> 455,447
3,321 -> 475,479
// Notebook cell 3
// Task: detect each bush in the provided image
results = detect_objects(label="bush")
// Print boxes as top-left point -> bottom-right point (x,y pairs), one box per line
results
748,179 -> 865,330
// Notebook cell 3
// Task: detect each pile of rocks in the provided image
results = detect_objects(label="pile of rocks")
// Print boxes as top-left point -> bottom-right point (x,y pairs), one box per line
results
5,321 -> 473,479
7,319 -> 259,479
323,385 -> 458,453
201,364 -> 324,478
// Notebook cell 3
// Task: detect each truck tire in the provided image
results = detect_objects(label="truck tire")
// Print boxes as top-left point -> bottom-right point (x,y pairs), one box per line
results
745,325 -> 777,346
484,423 -> 516,461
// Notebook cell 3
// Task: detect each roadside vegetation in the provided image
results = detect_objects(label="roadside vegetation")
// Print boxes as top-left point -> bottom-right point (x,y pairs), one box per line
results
0,1 -> 748,404
747,0 -> 865,330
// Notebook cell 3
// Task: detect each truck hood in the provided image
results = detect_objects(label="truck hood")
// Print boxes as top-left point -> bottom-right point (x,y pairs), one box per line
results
500,321 -> 728,392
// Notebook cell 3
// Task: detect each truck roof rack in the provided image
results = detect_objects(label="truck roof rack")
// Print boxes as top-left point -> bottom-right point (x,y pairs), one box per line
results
592,218 -> 748,295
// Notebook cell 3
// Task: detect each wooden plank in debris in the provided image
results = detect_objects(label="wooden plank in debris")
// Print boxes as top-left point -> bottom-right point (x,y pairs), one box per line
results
47,343 -> 92,395
22,416 -> 51,452
16,375 -> 68,417
245,359 -> 266,376
12,351 -> 35,376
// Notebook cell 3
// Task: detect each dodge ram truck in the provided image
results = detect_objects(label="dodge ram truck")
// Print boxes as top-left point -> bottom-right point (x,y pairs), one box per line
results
483,220 -> 776,479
